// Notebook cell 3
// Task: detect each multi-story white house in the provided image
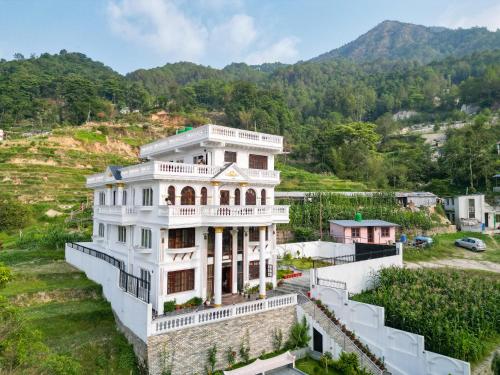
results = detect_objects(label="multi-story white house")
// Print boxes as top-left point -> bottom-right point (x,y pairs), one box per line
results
444,194 -> 498,232
85,124 -> 289,314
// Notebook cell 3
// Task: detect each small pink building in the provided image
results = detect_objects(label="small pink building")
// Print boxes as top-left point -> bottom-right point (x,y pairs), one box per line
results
329,219 -> 398,244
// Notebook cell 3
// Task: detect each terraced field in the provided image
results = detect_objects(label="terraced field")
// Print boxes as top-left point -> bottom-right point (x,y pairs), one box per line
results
0,247 -> 141,374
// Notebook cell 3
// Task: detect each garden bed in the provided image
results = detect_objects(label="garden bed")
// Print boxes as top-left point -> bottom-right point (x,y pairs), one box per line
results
352,267 -> 500,364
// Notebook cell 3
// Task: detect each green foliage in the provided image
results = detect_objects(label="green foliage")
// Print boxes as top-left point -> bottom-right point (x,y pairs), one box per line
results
271,328 -> 283,352
353,267 -> 500,362
288,316 -> 311,349
225,347 -> 236,369
163,300 -> 176,313
239,330 -> 251,363
0,263 -> 12,289
492,352 -> 500,375
41,354 -> 82,375
206,344 -> 217,374
0,197 -> 31,230
294,227 -> 317,242
15,225 -> 90,250
288,192 -> 435,232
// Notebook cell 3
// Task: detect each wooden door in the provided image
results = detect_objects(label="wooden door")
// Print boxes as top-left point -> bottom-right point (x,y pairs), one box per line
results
367,227 -> 374,243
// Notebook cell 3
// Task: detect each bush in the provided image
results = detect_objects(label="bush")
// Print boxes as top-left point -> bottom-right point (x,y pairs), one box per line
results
15,225 -> 89,250
163,300 -> 176,313
42,354 -> 82,375
288,316 -> 311,349
294,227 -> 316,242
0,263 -> 12,289
0,198 -> 31,230
184,297 -> 203,307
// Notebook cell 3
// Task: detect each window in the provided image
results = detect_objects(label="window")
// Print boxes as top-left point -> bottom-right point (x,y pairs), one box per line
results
167,186 -> 175,205
468,198 -> 475,219
112,190 -> 117,205
98,223 -> 105,237
224,151 -> 237,163
381,227 -> 390,237
220,190 -> 230,205
99,192 -> 106,205
249,154 -> 268,170
249,261 -> 260,280
140,268 -> 151,288
118,226 -> 126,243
249,226 -> 268,242
122,190 -> 127,205
142,188 -> 153,206
141,228 -> 152,248
167,269 -> 195,294
245,189 -> 256,205
351,227 -> 360,238
181,186 -> 195,205
234,188 -> 240,205
200,187 -> 207,205
193,155 -> 205,164
168,228 -> 195,248
261,189 -> 266,206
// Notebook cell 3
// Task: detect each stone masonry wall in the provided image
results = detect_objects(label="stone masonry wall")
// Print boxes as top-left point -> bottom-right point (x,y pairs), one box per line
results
147,306 -> 297,375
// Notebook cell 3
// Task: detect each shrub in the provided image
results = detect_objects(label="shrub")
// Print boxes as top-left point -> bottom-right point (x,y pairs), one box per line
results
294,227 -> 316,242
226,347 -> 236,369
239,330 -> 251,363
41,354 -> 82,375
288,316 -> 311,349
163,300 -> 176,313
206,344 -> 217,374
0,198 -> 31,230
272,328 -> 283,352
0,263 -> 12,289
184,297 -> 203,307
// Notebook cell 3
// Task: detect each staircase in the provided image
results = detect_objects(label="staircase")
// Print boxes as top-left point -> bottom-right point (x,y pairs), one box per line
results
275,273 -> 310,304
300,301 -> 385,375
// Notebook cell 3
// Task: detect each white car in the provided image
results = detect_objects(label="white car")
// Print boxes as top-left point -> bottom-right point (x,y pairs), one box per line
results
454,237 -> 487,252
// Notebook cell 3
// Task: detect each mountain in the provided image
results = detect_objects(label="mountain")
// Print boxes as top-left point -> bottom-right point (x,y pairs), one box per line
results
312,20 -> 500,63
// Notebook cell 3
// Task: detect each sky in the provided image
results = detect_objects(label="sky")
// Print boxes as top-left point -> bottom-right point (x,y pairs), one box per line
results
1,0 -> 499,74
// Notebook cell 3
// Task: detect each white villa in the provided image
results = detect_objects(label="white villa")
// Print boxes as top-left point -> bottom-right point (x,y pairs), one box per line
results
84,124 -> 289,313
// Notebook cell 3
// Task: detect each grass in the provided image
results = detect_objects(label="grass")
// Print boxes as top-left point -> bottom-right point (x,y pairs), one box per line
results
276,163 -> 368,192
296,357 -> 342,374
279,257 -> 331,270
0,248 -> 140,374
403,232 -> 500,263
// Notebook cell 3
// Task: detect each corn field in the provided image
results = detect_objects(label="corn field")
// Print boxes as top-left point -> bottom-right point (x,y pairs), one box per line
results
286,192 -> 435,231
353,267 -> 500,362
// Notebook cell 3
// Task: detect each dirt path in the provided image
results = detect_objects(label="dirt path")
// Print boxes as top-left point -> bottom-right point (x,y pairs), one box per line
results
405,258 -> 500,273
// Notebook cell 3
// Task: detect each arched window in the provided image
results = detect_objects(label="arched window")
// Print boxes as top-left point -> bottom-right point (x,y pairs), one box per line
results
245,189 -> 256,205
167,186 -> 175,205
181,186 -> 195,205
234,188 -> 240,205
261,189 -> 266,206
200,187 -> 208,205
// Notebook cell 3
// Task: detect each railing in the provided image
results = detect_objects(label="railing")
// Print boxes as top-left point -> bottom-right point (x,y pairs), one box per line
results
94,205 -> 137,215
140,124 -> 282,157
312,246 -> 399,268
152,294 -> 297,334
158,205 -> 289,218
118,161 -> 280,181
67,242 -> 150,303
317,277 -> 347,290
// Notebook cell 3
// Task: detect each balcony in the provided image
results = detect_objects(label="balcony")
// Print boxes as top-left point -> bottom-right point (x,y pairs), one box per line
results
94,205 -> 137,224
158,205 -> 289,226
140,124 -> 283,159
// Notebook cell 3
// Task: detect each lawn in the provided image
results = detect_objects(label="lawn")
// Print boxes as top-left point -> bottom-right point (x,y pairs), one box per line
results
296,356 -> 342,374
403,232 -> 500,263
352,267 -> 500,364
279,257 -> 332,270
0,248 -> 141,374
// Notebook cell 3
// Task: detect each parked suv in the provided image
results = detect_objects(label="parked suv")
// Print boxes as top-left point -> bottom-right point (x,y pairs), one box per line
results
454,237 -> 486,252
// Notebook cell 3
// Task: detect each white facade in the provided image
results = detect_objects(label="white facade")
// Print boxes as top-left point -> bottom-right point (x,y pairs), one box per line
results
85,124 -> 289,314
444,194 -> 498,231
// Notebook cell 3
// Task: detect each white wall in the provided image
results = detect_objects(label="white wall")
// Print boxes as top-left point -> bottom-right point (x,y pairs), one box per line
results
276,241 -> 355,259
310,285 -> 470,375
312,245 -> 403,293
65,244 -> 152,342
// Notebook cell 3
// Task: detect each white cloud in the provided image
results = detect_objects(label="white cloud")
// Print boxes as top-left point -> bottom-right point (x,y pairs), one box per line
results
106,0 -> 299,66
439,3 -> 500,31
210,14 -> 257,55
245,37 -> 299,65
107,0 -> 207,61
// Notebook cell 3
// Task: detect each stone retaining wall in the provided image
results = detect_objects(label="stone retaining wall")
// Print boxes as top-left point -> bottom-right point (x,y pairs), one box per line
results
147,306 -> 297,375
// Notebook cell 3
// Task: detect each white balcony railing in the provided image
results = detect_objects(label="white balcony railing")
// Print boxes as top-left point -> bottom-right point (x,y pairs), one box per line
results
152,293 -> 297,334
95,206 -> 137,215
158,205 -> 288,218
140,124 -> 283,158
117,161 -> 280,183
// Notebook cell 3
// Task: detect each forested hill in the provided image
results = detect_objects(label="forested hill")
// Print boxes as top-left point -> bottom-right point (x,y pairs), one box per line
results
313,20 -> 500,63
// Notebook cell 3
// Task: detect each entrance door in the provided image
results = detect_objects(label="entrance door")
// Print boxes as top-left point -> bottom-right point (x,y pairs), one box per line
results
220,190 -> 230,205
367,227 -> 374,243
485,213 -> 489,227
222,264 -> 232,294
313,328 -> 323,353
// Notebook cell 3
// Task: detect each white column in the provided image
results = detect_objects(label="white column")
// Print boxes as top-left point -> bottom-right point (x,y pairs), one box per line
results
259,226 -> 266,299
117,183 -> 124,206
214,227 -> 223,307
211,182 -> 220,205
200,227 -> 208,301
231,228 -> 238,294
105,184 -> 113,206
270,224 -> 277,288
243,227 -> 249,284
